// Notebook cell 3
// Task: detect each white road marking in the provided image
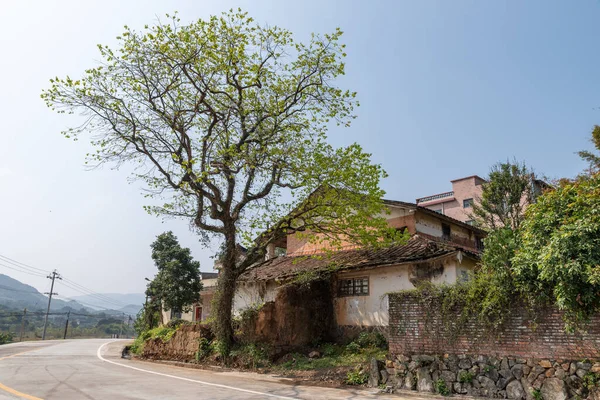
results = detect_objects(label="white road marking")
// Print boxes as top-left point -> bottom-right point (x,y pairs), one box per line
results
96,342 -> 298,400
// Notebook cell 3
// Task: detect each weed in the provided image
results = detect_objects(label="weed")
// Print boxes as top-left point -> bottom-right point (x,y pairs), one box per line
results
459,370 -> 474,383
435,379 -> 451,396
346,341 -> 361,354
346,368 -> 368,385
355,331 -> 388,350
532,389 -> 543,400
195,337 -> 212,361
583,372 -> 600,390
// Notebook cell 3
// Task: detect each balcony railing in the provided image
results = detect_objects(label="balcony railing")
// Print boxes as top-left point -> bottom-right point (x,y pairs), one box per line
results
416,191 -> 454,204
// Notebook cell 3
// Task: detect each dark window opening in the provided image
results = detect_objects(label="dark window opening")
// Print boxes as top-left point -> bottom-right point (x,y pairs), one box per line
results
339,277 -> 369,296
442,223 -> 451,240
476,236 -> 484,251
170,310 -> 182,320
463,198 -> 474,208
433,209 -> 443,214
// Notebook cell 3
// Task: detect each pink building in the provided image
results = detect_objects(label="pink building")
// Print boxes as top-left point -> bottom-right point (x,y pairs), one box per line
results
416,175 -> 486,224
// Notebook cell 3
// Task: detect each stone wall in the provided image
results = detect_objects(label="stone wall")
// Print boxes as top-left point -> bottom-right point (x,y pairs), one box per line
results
388,293 -> 600,359
377,353 -> 600,400
384,293 -> 600,399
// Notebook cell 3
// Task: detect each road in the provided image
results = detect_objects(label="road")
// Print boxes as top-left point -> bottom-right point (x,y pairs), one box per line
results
0,339 -> 431,400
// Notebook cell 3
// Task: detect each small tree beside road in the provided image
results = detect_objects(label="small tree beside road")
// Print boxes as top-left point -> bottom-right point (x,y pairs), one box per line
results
147,231 -> 202,316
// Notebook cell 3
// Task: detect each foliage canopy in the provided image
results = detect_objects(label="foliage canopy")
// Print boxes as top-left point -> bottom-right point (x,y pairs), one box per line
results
148,231 -> 202,314
42,10 -> 402,350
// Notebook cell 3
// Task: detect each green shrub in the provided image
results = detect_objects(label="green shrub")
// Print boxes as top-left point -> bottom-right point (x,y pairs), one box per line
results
230,343 -> 270,369
459,371 -> 474,383
355,331 -> 388,350
321,343 -> 341,357
435,379 -> 450,396
346,367 -> 368,385
166,318 -> 186,329
583,372 -> 600,390
345,341 -> 361,354
0,332 -> 13,345
195,337 -> 212,361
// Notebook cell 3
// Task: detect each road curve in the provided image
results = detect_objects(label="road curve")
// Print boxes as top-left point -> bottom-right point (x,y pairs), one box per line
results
0,339 -> 423,399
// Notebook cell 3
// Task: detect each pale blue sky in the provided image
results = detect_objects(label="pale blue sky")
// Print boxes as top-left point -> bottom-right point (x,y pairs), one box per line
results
0,1 -> 597,299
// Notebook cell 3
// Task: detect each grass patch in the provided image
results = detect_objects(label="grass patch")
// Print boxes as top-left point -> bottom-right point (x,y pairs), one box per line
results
275,344 -> 386,371
130,325 -> 180,355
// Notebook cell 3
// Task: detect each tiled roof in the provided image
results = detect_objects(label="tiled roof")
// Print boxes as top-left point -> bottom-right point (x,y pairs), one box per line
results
240,235 -> 475,282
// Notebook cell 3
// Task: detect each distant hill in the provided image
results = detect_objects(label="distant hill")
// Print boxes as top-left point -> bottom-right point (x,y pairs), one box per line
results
69,293 -> 145,314
0,274 -> 87,312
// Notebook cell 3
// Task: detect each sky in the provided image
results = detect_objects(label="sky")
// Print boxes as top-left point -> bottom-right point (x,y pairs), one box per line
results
0,0 -> 598,300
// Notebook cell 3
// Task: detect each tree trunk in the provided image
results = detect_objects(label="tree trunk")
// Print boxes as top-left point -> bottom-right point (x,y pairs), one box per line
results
213,231 -> 239,356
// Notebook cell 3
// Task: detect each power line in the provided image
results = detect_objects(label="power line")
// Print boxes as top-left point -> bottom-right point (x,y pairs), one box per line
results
0,253 -> 128,311
55,294 -> 136,317
0,261 -> 47,278
0,254 -> 50,274
60,277 -> 129,307
57,280 -> 127,309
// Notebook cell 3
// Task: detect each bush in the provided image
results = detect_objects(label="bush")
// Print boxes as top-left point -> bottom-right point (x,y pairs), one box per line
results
345,341 -> 361,354
435,379 -> 450,396
195,337 -> 212,361
0,332 -> 13,345
355,331 -> 388,350
346,367 -> 368,385
165,319 -> 187,329
459,370 -> 474,383
230,343 -> 270,369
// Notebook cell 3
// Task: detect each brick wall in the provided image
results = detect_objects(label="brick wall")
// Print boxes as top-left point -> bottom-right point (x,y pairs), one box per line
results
388,292 -> 600,360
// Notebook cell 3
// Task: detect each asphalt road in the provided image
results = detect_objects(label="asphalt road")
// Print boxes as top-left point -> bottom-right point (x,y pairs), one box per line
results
0,339 -> 432,399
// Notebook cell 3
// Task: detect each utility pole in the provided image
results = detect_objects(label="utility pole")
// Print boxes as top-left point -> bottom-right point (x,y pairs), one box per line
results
19,308 -> 27,342
42,270 -> 61,340
118,312 -> 125,338
63,311 -> 70,339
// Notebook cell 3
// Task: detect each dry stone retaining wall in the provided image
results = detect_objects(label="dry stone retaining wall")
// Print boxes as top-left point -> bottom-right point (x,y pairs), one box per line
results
377,353 -> 600,400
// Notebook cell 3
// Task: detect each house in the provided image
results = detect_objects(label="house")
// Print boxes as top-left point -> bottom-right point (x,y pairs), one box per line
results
162,198 -> 485,333
162,272 -> 218,323
232,199 -> 484,330
416,174 -> 547,224
416,175 -> 486,224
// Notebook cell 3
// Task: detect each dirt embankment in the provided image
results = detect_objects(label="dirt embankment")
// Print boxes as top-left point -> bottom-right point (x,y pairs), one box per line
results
141,324 -> 212,361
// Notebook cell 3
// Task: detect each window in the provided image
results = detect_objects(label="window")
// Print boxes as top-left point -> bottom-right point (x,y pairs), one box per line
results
476,236 -> 484,251
274,247 -> 287,257
466,220 -> 475,226
459,270 -> 469,283
338,277 -> 369,296
463,198 -> 474,208
170,310 -> 182,320
442,223 -> 451,240
433,209 -> 443,214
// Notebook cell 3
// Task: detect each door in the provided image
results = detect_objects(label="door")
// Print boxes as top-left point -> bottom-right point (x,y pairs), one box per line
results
195,306 -> 202,321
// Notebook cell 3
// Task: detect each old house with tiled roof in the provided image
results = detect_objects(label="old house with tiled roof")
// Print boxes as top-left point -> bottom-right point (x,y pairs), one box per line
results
163,197 -> 486,337
231,199 -> 485,331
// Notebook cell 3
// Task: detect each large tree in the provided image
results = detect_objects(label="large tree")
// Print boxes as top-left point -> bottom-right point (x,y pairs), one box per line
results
513,174 -> 600,328
42,10 -> 400,351
148,231 -> 202,315
471,160 -> 537,230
